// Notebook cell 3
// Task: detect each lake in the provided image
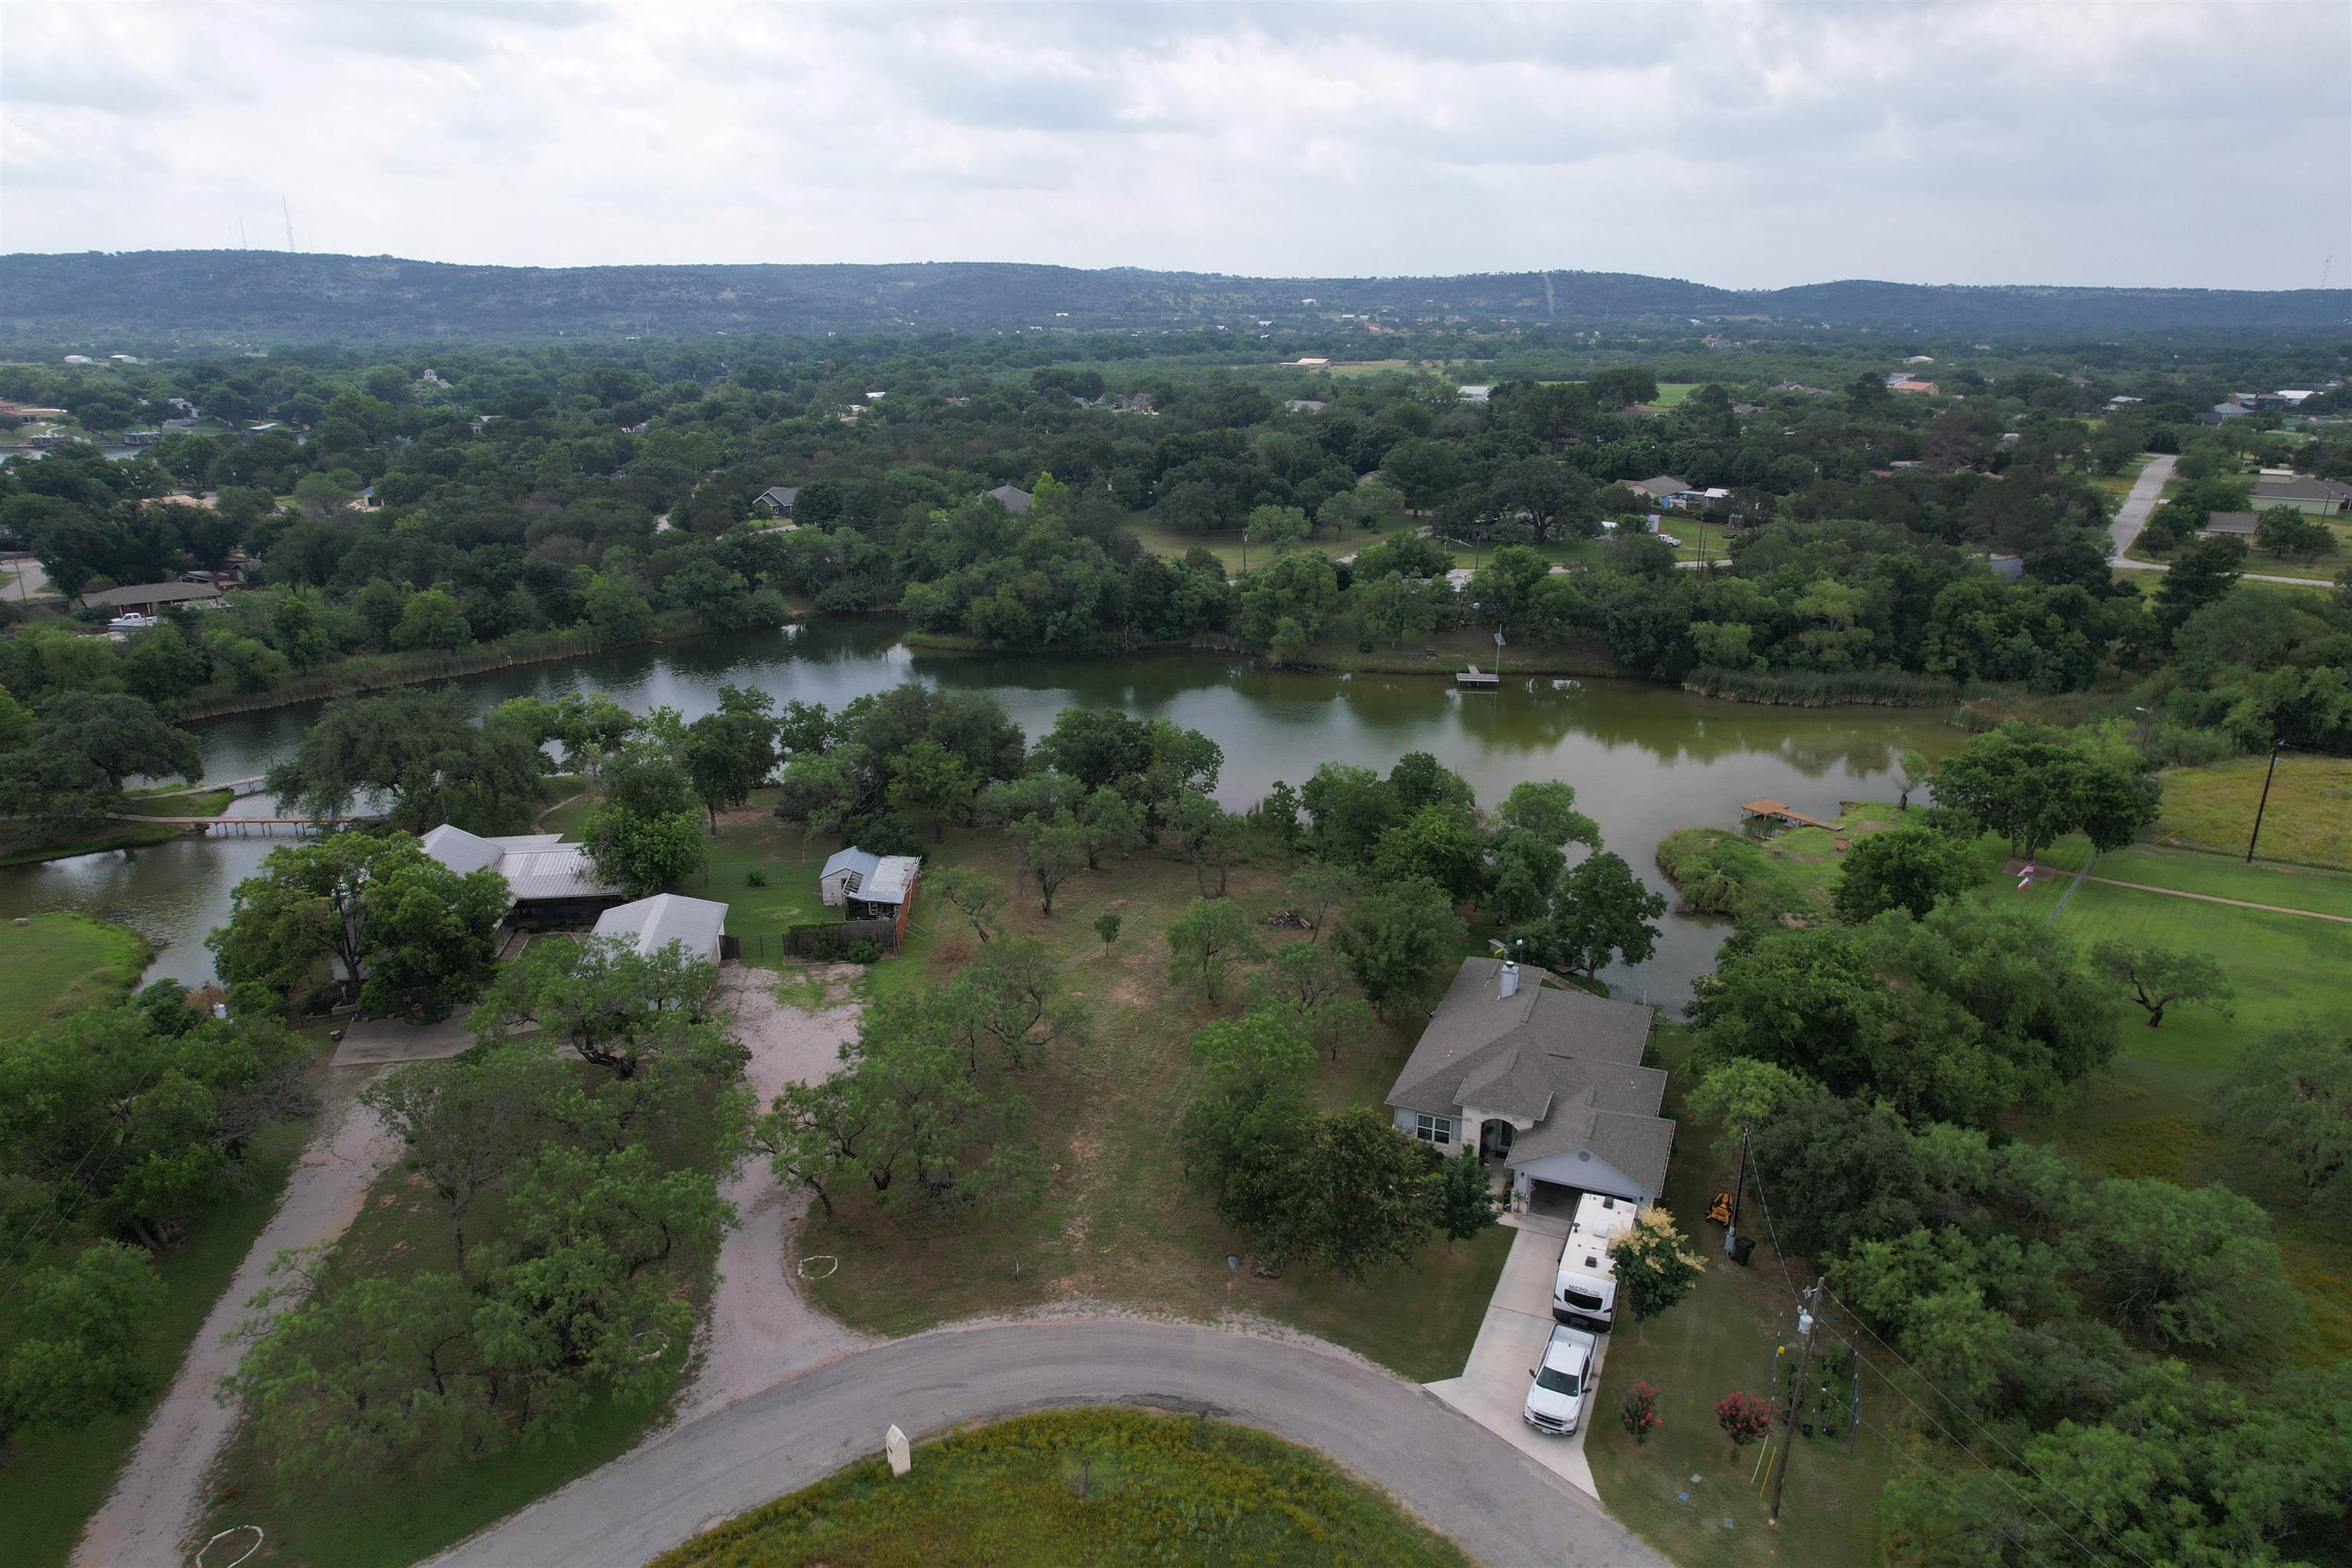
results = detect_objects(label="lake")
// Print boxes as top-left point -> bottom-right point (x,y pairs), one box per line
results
0,619 -> 1957,1004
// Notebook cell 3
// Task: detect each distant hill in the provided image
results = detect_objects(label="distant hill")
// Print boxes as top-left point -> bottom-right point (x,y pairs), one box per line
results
2,250 -> 2344,348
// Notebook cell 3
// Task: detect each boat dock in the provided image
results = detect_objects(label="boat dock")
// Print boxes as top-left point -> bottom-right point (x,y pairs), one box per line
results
1456,665 -> 1499,688
1740,798 -> 1840,831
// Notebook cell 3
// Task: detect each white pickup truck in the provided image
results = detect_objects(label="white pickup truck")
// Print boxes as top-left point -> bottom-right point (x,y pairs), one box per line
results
1552,1192 -> 1642,1332
1522,1323 -> 1599,1436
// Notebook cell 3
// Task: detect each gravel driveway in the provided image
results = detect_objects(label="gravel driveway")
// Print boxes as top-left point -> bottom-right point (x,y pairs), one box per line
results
671,965 -> 872,1428
74,1070 -> 403,1568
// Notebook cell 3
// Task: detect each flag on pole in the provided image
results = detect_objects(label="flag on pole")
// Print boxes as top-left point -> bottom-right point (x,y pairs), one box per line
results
2017,863 -> 2035,892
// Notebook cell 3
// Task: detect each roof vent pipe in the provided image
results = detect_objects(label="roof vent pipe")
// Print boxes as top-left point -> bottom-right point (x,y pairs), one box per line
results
1498,961 -> 1520,999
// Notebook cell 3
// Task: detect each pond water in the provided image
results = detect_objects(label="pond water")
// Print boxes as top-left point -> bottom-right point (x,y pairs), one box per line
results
0,619 -> 1958,1003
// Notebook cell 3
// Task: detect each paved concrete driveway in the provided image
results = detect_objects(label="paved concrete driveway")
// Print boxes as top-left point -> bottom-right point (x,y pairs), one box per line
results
428,1319 -> 1667,1568
1426,1220 -> 1612,1497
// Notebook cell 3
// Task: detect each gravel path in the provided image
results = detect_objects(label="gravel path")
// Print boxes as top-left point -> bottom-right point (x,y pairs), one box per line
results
671,965 -> 871,1429
74,1069 -> 403,1568
428,1319 -> 1668,1568
2107,452 -> 2176,560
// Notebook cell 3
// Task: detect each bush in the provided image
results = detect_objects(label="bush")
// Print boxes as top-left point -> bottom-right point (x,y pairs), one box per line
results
1620,1382 -> 1661,1444
845,938 -> 883,965
745,867 -> 768,887
1683,665 -> 1971,707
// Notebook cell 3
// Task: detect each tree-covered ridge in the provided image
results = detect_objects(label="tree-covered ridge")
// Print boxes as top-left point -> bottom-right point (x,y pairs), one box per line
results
5,250 -> 2347,347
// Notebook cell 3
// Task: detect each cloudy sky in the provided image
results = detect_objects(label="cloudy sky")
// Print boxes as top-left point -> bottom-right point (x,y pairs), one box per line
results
5,2 -> 2347,290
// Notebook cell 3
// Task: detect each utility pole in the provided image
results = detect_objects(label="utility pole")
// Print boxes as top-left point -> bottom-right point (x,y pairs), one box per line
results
1768,1283 -> 1821,1527
2246,741 -> 2290,862
1724,1125 -> 1750,1256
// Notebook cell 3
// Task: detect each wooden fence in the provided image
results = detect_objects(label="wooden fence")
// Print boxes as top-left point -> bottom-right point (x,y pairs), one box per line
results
726,916 -> 899,962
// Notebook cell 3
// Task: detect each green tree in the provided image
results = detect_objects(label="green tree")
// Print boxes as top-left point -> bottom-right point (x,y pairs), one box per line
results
270,591 -> 335,670
1076,786 -> 1147,871
1250,939 -> 1374,1060
1370,802 -> 1488,902
928,865 -> 1004,943
2216,1024 -> 2352,1208
583,799 -> 705,900
354,852 -> 512,1016
264,688 -> 548,833
0,1243 -> 163,1448
1895,748 -> 1930,811
1093,910 -> 1122,957
681,704 -> 777,831
1271,1106 -> 1440,1284
1930,722 -> 2154,859
1285,858 -> 1358,940
2090,939 -> 2234,1028
2067,1178 -> 2305,1351
1245,503 -> 1313,555
470,933 -> 719,1078
1165,896 -> 1263,1001
1178,1011 -> 1317,1252
119,622 -> 207,708
1833,823 -> 1976,923
1521,851 -> 1666,980
1498,779 -> 1599,849
358,1047 -> 564,1276
391,586 -> 472,652
888,737 -> 977,844
2253,506 -> 2332,562
1425,1146 -> 1503,1243
1333,877 -> 1465,1018
2154,534 -> 2244,642
0,691 -> 201,828
1609,1208 -> 1705,1330
1009,810 -> 1086,915
1168,789 -> 1240,898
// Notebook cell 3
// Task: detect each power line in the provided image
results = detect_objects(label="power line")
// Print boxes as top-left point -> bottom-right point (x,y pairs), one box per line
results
1741,1140 -> 2161,1568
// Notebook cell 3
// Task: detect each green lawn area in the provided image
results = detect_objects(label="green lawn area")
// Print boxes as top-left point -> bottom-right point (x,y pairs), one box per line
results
1655,801 -> 2004,925
802,831 -> 1510,1383
2148,752 -> 2352,869
113,786 -> 235,818
649,1408 -> 1472,1568
197,1133 -> 696,1568
1,1122 -> 304,1568
2004,851 -> 2352,1357
0,911 -> 151,1036
1587,1033 -> 1890,1568
0,818 -> 185,867
1640,382 -> 1703,410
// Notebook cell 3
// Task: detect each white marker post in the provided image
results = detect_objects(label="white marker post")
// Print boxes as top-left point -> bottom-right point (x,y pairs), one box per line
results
885,1423 -> 911,1478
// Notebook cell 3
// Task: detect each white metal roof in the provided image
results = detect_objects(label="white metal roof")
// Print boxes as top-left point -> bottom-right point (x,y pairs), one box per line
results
421,825 -> 615,903
593,893 -> 727,961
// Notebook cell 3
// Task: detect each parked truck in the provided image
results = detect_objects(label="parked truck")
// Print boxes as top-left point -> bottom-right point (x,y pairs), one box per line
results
1551,1192 -> 1642,1331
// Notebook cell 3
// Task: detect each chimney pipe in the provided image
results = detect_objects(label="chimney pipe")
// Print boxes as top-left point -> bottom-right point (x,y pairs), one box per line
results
1498,961 -> 1519,998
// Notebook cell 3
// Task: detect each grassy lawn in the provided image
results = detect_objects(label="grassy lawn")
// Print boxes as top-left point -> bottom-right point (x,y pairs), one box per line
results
1587,1034 -> 1889,1568
0,1122 -> 304,1568
649,1407 -> 1472,1568
1655,801 -> 2003,924
2148,752 -> 2352,868
0,911 -> 151,1036
113,786 -> 235,818
2003,852 -> 2352,1357
197,1148 -> 696,1568
801,831 -> 1510,1383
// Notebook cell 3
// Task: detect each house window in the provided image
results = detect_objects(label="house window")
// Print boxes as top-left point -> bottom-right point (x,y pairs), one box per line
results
1414,1113 -> 1454,1148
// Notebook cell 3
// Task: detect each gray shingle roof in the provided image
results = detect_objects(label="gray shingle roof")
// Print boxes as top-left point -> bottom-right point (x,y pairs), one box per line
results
2203,511 -> 2259,534
83,581 -> 224,607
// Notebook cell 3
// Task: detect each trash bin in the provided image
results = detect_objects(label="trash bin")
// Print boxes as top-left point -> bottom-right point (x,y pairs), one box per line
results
1731,1236 -> 1757,1267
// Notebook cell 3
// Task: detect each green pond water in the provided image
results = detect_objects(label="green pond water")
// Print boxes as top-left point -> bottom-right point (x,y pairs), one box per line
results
0,619 -> 1957,1003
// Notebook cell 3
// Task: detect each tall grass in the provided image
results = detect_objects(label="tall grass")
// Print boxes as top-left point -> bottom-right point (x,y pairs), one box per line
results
1683,665 -> 1972,707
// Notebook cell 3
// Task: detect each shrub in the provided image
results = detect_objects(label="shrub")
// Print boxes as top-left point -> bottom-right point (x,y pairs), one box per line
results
745,867 -> 768,887
845,938 -> 883,965
1620,1382 -> 1661,1444
1716,1390 -> 1776,1455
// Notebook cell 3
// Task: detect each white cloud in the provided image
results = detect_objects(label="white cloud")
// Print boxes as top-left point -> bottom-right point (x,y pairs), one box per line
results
2,1 -> 2344,289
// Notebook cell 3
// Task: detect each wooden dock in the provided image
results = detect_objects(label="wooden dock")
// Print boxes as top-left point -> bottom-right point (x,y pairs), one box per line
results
1456,665 -> 1500,688
1740,798 -> 1840,831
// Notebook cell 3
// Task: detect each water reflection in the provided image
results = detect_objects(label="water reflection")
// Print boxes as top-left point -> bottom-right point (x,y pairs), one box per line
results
0,619 -> 1958,1006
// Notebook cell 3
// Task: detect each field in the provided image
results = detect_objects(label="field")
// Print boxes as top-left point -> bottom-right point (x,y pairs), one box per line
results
114,786 -> 235,818
2145,750 -> 2352,868
0,911 -> 152,1034
1,1125 -> 304,1568
799,829 -> 1511,1384
649,1408 -> 1472,1568
1586,1033 -> 1890,1568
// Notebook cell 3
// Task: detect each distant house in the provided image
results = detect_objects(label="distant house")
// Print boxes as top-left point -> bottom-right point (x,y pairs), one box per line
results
1988,553 -> 2026,583
1384,958 -> 1675,1209
1625,475 -> 1691,503
753,486 -> 799,518
818,848 -> 923,917
2249,476 -> 2352,515
81,581 -> 224,615
1282,399 -> 1329,414
61,354 -> 93,365
1458,385 -> 1493,403
1290,358 -> 1331,368
2195,401 -> 2254,426
1903,354 -> 1935,365
592,893 -> 728,968
985,483 -> 1034,514
1890,379 -> 1941,396
2202,511 -> 2261,538
352,485 -> 382,510
420,824 -> 620,928
1770,381 -> 1834,397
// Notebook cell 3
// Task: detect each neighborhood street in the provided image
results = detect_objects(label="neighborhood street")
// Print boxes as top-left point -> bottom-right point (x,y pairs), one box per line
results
428,1319 -> 1670,1568
2106,452 -> 2335,588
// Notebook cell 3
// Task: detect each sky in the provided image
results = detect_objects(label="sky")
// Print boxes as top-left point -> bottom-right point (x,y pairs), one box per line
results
4,2 -> 2348,292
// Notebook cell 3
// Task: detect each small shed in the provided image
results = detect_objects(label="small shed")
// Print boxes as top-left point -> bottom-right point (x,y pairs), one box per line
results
985,484 -> 1034,514
593,893 -> 728,967
2202,511 -> 2260,537
819,848 -> 923,913
82,581 -> 224,615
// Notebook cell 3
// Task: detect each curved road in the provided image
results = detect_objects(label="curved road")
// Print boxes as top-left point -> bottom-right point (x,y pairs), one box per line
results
429,1320 -> 1668,1568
